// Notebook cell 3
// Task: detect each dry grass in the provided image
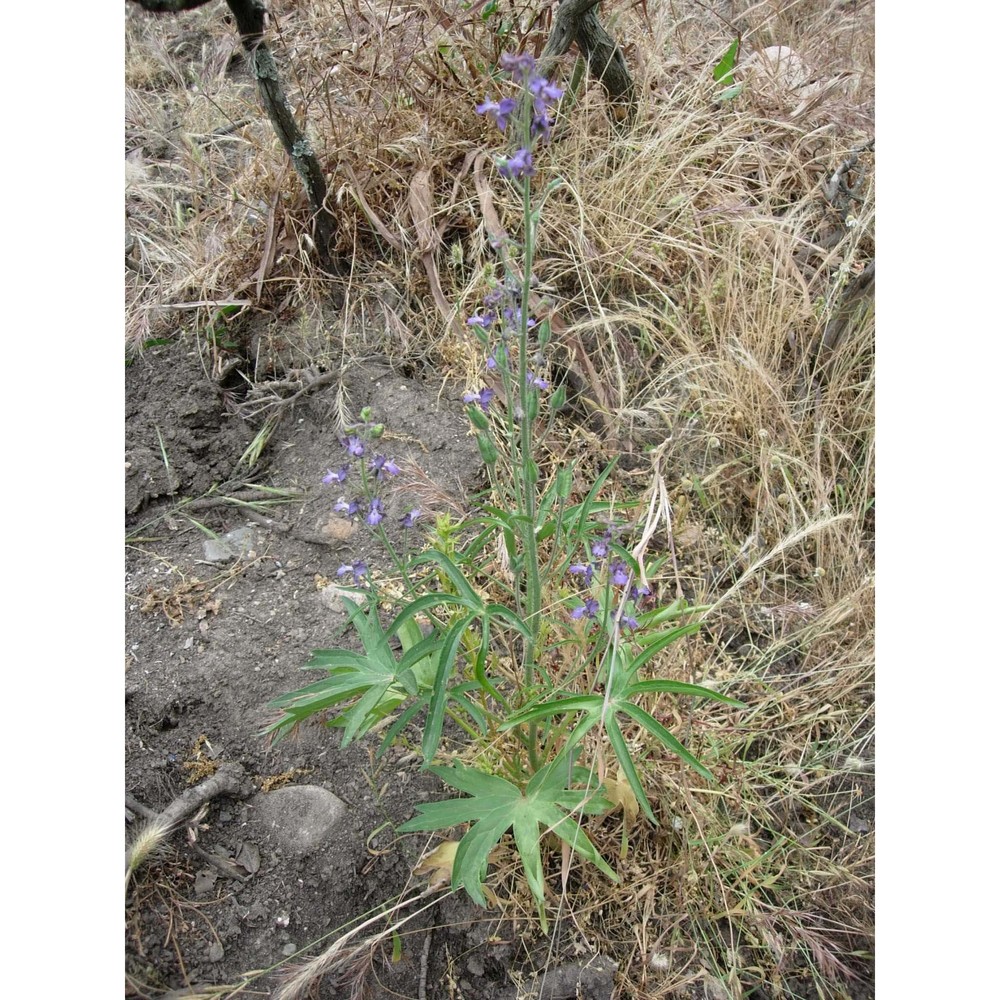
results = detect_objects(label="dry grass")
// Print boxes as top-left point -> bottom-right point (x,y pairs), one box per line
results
125,0 -> 874,996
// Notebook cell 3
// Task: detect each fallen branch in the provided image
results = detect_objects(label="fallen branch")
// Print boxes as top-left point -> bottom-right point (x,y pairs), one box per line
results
236,367 -> 341,421
823,138 -> 874,216
817,260 -> 874,365
126,764 -> 252,881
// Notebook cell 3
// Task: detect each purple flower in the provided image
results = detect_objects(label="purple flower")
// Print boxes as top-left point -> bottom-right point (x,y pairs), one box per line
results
337,560 -> 368,579
486,345 -> 508,370
400,508 -> 422,528
617,612 -> 639,631
334,498 -> 361,516
569,563 -> 594,586
467,312 -> 495,329
369,455 -> 400,479
526,371 -> 549,390
591,538 -> 608,559
475,96 -> 517,131
499,52 -> 536,79
530,77 -> 564,104
498,147 -> 534,180
322,465 -> 349,484
366,498 -> 385,526
463,387 -> 495,412
571,597 -> 601,620
344,435 -> 365,458
629,584 -> 651,603
531,112 -> 553,142
610,561 -> 629,586
503,306 -> 536,329
483,287 -> 504,308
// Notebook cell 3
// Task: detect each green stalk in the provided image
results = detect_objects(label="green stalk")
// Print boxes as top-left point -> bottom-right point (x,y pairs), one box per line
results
357,460 -> 424,604
517,103 -> 543,770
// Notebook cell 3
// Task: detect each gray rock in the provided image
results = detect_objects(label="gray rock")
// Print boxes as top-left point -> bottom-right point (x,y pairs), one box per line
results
203,527 -> 255,564
246,785 -> 349,856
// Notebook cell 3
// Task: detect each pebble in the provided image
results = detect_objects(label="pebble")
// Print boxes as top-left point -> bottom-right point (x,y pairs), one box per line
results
203,527 -> 255,564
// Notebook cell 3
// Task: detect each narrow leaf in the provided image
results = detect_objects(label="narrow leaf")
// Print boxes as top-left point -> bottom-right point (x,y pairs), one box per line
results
605,715 -> 656,824
713,37 -> 740,85
627,623 -> 704,674
422,614 -> 474,764
619,702 -> 715,783
629,679 -> 746,708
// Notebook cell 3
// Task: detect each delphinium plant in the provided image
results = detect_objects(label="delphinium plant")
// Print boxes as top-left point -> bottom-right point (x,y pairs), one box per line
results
267,53 -> 744,922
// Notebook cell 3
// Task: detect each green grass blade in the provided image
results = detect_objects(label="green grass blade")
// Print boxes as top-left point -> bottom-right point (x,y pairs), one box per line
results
713,37 -> 740,84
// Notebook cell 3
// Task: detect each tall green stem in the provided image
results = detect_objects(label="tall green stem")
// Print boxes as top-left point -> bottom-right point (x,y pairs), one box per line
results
516,113 -> 543,770
519,173 -> 542,674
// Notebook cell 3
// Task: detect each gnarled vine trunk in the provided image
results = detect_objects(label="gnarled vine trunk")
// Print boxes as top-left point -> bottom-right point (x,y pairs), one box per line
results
540,0 -> 636,128
130,0 -> 339,272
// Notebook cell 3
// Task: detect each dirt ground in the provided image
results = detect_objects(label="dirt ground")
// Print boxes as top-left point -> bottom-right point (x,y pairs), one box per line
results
126,339 -> 576,999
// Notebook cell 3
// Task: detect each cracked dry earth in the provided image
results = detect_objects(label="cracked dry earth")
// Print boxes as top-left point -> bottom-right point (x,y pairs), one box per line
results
125,340 -> 622,1000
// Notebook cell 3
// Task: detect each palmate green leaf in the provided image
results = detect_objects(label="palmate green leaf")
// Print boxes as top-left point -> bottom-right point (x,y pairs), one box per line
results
398,758 -> 616,909
266,594 -> 441,745
498,613 -> 744,821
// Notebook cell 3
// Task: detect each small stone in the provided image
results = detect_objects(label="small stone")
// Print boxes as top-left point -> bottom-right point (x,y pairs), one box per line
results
318,515 -> 357,544
207,942 -> 225,963
194,869 -> 218,895
203,527 -> 255,564
247,785 -> 349,856
282,943 -> 297,957
848,814 -> 871,834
